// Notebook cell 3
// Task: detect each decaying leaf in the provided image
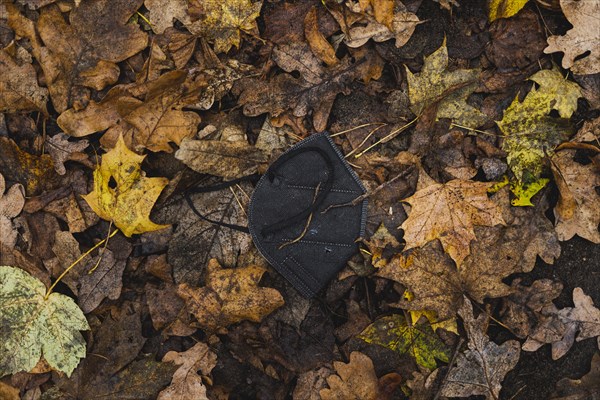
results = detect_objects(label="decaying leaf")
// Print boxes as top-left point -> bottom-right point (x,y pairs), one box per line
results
158,342 -> 217,400
146,282 -> 195,337
304,6 -> 338,66
552,352 -> 600,400
406,42 -> 489,128
441,298 -> 520,400
488,0 -> 529,22
177,258 -> 284,332
552,149 -> 600,243
544,0 -> 600,75
45,133 -> 89,175
185,0 -> 263,54
362,223 -> 401,269
83,135 -> 169,237
0,49 -> 48,113
319,352 -> 381,400
0,172 -> 25,251
400,178 -> 505,267
0,266 -> 89,377
144,0 -> 191,34
358,314 -> 451,370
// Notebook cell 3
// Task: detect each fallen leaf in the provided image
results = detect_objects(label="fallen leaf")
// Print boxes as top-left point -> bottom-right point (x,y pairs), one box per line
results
45,133 -> 89,175
0,382 -> 19,400
441,297 -> 520,400
158,342 -> 217,400
400,178 -> 505,267
304,6 -> 338,66
145,282 -> 195,336
544,0 -> 600,75
552,352 -> 600,400
43,231 -> 84,295
177,258 -> 284,332
552,149 -> 600,243
554,288 -> 600,357
488,0 -> 529,21
405,368 -> 440,400
0,266 -> 89,377
82,135 -> 169,237
144,0 -> 191,34
293,366 -> 334,400
319,352 -> 381,400
78,248 -> 127,314
406,42 -> 489,128
0,49 -> 48,113
175,137 -> 268,179
358,314 -> 451,370
529,67 -> 582,118
185,0 -> 263,54
363,223 -> 401,269
0,172 -> 25,251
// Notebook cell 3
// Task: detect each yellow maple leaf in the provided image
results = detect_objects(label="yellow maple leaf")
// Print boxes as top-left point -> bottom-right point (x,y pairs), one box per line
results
83,135 -> 169,237
177,258 -> 284,332
488,0 -> 529,22
400,179 -> 505,267
187,0 -> 263,54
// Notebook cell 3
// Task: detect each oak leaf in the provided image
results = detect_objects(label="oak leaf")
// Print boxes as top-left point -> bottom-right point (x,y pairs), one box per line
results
319,352 -> 381,400
185,0 -> 263,54
400,178 -> 505,267
0,49 -> 48,113
358,314 -> 450,370
544,0 -> 600,75
441,298 -> 520,400
0,173 -> 25,251
177,258 -> 284,332
158,342 -> 217,400
82,135 -> 169,237
0,266 -> 89,377
406,42 -> 488,128
552,353 -> 600,400
45,133 -> 89,175
552,149 -> 600,243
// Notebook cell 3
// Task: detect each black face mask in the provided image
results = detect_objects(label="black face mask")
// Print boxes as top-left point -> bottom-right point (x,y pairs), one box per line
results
185,132 -> 367,297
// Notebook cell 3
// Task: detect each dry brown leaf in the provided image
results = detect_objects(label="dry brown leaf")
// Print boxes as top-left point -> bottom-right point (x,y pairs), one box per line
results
177,258 -> 284,332
441,298 -> 520,400
0,382 -> 19,400
552,352 -> 600,400
0,49 -> 48,113
158,342 -> 217,400
144,0 -> 191,34
401,178 -> 505,267
45,190 -> 99,233
552,150 -> 600,243
319,352 -> 381,400
175,137 -> 268,179
145,282 -> 195,337
544,0 -> 600,75
43,230 -> 84,295
304,6 -> 339,66
45,133 -> 89,175
0,172 -> 25,251
363,223 -> 401,269
292,366 -> 334,400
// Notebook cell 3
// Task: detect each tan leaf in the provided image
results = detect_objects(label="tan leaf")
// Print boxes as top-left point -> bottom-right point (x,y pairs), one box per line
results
177,258 -> 284,332
158,342 -> 217,400
544,0 -> 600,74
45,133 -> 89,175
552,150 -> 600,243
0,49 -> 48,113
0,172 -> 25,251
320,352 -> 381,400
304,6 -> 338,66
144,0 -> 191,34
400,179 -> 505,266
44,231 -> 84,295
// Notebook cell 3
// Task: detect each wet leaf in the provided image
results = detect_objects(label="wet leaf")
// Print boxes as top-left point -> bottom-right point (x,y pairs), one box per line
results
358,314 -> 451,370
441,298 -> 520,399
177,258 -> 284,332
544,0 -> 600,75
0,266 -> 89,377
488,0 -> 529,22
400,178 -> 505,267
319,352 -> 381,400
82,135 -> 169,237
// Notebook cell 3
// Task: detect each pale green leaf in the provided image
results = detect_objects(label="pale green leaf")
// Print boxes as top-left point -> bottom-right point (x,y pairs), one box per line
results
0,266 -> 89,377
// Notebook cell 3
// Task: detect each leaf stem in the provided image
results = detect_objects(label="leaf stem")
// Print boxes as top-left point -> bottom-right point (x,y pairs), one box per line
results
44,229 -> 119,299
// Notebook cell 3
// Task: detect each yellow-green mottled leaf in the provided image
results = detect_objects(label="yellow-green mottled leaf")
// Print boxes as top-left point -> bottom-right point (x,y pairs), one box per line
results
529,67 -> 582,118
510,178 -> 550,206
358,314 -> 450,370
406,42 -> 488,128
489,0 -> 529,22
0,266 -> 89,377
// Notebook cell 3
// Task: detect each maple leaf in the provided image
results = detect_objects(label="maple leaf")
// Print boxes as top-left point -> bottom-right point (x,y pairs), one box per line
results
358,314 -> 451,370
0,173 -> 25,251
82,135 -> 169,237
0,49 -> 48,114
441,298 -> 520,400
406,42 -> 488,128
319,352 -> 381,400
186,0 -> 263,54
177,258 -> 284,332
488,0 -> 529,22
544,0 -> 600,75
7,1 -> 147,113
158,342 -> 217,400
0,266 -> 89,377
552,149 -> 600,243
400,178 -> 505,267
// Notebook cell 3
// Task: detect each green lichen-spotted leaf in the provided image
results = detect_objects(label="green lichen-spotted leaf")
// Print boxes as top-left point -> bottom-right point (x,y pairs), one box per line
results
406,41 -> 488,128
358,314 -> 450,370
0,266 -> 89,377
510,178 -> 550,206
528,67 -> 582,119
